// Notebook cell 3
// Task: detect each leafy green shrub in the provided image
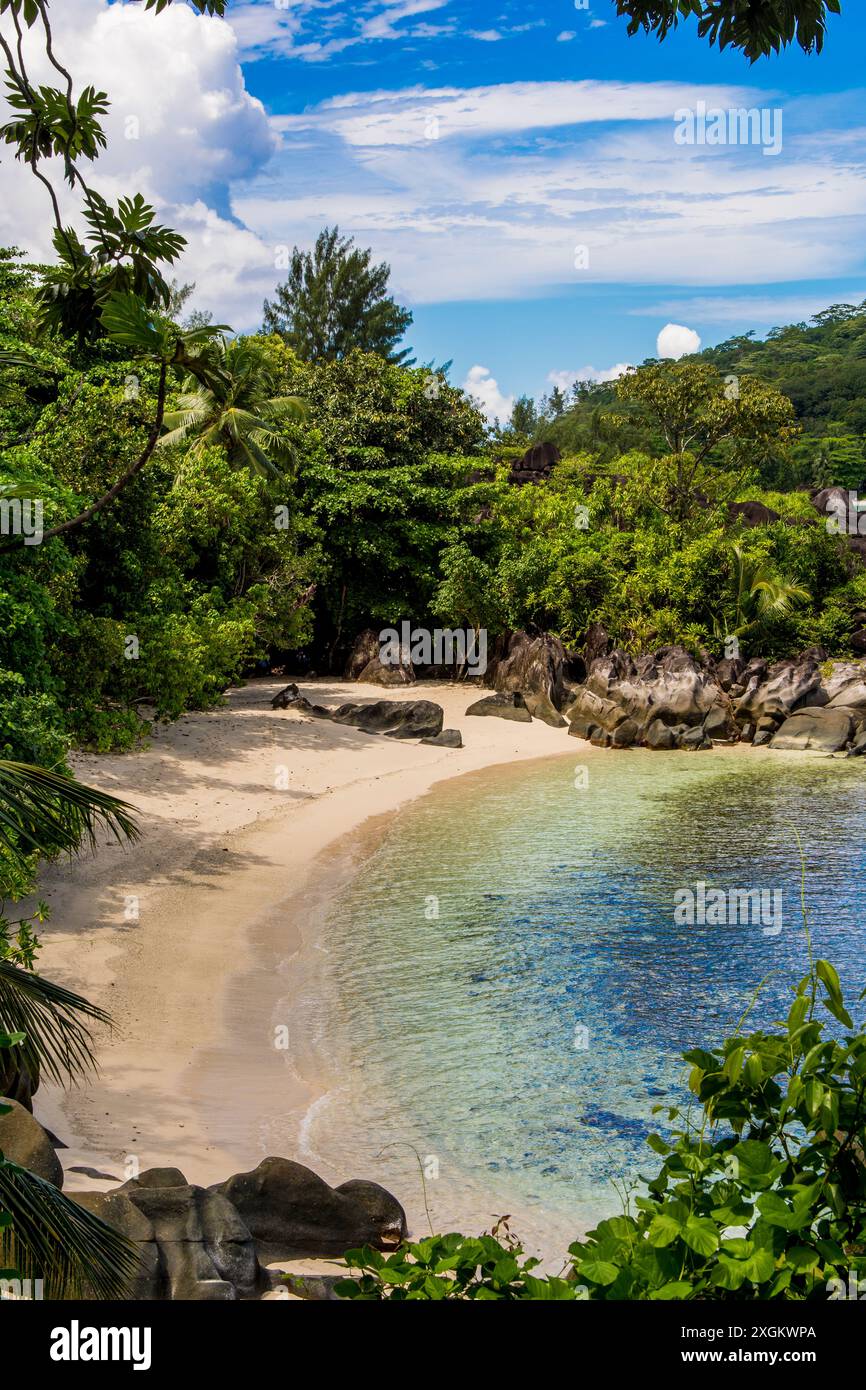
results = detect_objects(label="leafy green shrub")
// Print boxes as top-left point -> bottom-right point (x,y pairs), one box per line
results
334,1232 -> 577,1300
569,956 -> 866,1300
0,670 -> 67,769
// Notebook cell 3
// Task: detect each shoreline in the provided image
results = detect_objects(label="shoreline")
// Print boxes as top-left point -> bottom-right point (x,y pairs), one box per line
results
34,677 -> 581,1202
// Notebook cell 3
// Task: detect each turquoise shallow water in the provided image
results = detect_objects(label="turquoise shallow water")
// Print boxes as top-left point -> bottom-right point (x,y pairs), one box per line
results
292,748 -> 866,1254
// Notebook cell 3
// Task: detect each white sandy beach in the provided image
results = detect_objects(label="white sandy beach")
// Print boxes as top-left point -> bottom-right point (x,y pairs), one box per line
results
33,678 -> 580,1218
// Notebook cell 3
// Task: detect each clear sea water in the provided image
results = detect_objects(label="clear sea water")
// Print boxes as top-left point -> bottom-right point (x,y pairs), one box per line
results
289,748 -> 866,1260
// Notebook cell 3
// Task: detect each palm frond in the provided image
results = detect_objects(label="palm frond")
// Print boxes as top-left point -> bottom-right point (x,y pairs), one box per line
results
248,426 -> 295,457
238,436 -> 281,478
0,1160 -> 137,1300
261,395 -> 307,421
0,961 -> 110,1088
0,761 -> 139,862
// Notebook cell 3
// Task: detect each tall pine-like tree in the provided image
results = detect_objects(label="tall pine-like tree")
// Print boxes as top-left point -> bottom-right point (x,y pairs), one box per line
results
262,227 -> 413,365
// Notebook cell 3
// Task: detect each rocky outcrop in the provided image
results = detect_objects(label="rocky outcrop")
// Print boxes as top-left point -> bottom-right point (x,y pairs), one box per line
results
508,441 -> 560,486
566,686 -> 629,735
466,692 -> 532,722
212,1158 -> 407,1262
734,654 -> 825,725
484,630 -> 570,710
331,699 -> 443,740
72,1159 -> 407,1301
770,705 -> 856,752
0,1098 -> 63,1186
344,628 -> 414,686
578,645 -> 727,731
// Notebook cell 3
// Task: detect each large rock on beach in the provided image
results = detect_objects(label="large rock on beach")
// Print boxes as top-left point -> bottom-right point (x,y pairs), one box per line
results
421,728 -> 463,747
73,1158 -> 407,1300
0,1098 -> 63,1186
484,630 -> 570,710
770,705 -> 855,752
212,1158 -> 407,1261
345,628 -> 414,685
735,654 -> 825,724
331,698 -> 443,740
270,683 -> 300,709
465,692 -> 532,722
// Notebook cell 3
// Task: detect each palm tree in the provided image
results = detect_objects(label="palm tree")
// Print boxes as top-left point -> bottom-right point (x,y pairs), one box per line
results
159,336 -> 305,476
715,545 -> 811,647
0,760 -> 141,1297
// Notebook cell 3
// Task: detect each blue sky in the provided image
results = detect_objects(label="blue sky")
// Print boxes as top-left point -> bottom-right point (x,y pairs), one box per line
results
220,0 -> 866,417
4,1 -> 864,423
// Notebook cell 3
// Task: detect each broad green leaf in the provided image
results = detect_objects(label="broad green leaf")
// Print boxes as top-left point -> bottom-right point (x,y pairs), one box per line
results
682,1217 -> 720,1257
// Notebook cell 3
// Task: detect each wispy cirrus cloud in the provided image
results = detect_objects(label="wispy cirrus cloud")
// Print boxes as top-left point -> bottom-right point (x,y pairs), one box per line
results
227,0 -> 456,63
234,79 -> 866,309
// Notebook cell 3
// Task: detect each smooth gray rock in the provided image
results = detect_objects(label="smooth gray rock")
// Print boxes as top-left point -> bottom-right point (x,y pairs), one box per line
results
644,718 -> 676,750
331,699 -> 444,740
212,1158 -> 407,1261
610,717 -> 640,748
828,680 -> 866,711
704,704 -> 738,740
0,1098 -> 63,1186
420,728 -> 463,747
465,692 -> 532,722
523,691 -> 567,728
770,705 -> 854,752
678,726 -> 712,751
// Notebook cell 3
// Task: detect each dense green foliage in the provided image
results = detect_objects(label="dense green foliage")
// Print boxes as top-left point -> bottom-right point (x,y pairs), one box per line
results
536,302 -> 866,491
6,248 -> 866,772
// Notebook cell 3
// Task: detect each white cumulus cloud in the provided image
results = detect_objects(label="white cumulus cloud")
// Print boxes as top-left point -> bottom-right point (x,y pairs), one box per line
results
0,0 -> 277,327
548,365 -> 632,392
656,323 -> 702,359
462,365 -> 514,426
